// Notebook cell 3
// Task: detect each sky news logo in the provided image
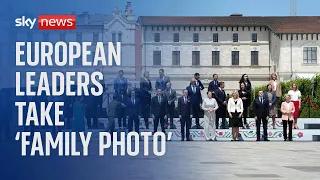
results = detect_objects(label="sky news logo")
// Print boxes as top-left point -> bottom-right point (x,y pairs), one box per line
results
15,15 -> 76,30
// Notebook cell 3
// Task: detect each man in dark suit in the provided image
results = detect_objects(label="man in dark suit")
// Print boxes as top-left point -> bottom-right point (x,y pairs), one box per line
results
253,90 -> 270,141
178,89 -> 193,141
187,78 -> 203,129
155,69 -> 170,91
116,89 -> 128,129
140,71 -> 152,129
194,73 -> 204,90
214,81 -> 227,129
126,91 -> 140,133
163,82 -> 177,129
151,88 -> 167,134
208,74 -> 219,92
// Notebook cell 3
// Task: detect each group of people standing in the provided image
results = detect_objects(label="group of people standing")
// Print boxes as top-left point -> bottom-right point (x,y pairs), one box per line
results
107,69 -> 302,142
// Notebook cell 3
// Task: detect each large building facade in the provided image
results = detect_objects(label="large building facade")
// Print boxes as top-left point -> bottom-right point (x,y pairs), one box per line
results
138,15 -> 320,96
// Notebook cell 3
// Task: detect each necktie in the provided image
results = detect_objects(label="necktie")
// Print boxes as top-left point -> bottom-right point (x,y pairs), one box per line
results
184,97 -> 187,104
260,98 -> 263,104
158,96 -> 161,103
193,86 -> 195,93
132,98 -> 134,104
196,81 -> 198,86
170,89 -> 171,95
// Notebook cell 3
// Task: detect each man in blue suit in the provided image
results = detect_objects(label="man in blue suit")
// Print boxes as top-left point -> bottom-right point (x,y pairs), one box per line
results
114,70 -> 128,97
208,74 -> 219,93
126,90 -> 140,133
155,69 -> 170,91
186,78 -> 203,129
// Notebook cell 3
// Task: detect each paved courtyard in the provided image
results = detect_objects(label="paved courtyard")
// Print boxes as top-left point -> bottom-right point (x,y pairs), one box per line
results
2,141 -> 320,180
106,141 -> 320,180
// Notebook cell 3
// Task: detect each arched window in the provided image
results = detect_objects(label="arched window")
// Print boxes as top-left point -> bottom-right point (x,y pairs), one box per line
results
118,32 -> 122,42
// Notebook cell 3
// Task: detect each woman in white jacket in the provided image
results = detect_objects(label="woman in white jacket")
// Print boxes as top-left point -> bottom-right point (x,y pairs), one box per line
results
228,90 -> 243,141
201,91 -> 219,141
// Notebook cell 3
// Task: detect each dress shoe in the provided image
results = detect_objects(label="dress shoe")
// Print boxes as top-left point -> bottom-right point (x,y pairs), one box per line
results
181,138 -> 185,141
264,139 -> 270,141
197,125 -> 204,129
289,139 -> 293,141
170,124 -> 177,129
256,139 -> 260,141
284,139 -> 287,141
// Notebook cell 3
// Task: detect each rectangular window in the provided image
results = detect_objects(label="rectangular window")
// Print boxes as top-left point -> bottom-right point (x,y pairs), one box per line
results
43,33 -> 49,41
173,33 -> 179,42
154,33 -> 160,42
303,47 -> 317,64
232,51 -> 239,65
213,33 -> 219,42
251,51 -> 259,65
252,33 -> 258,42
192,51 -> 200,65
233,33 -> 238,42
172,51 -> 180,65
153,51 -> 161,65
93,33 -> 99,44
193,33 -> 199,42
212,51 -> 220,65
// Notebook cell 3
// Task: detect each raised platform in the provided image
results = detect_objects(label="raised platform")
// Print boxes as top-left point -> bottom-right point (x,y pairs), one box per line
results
92,118 -> 320,141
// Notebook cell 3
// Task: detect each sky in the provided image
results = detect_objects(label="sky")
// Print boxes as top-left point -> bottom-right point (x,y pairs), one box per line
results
4,0 -> 320,16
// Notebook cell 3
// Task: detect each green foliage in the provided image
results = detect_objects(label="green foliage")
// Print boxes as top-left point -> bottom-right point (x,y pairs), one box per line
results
250,74 -> 320,118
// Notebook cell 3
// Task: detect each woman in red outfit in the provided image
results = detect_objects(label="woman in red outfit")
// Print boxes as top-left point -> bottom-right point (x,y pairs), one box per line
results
287,83 -> 301,129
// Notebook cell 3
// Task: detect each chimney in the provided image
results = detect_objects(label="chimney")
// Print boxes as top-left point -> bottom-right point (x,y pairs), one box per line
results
125,2 -> 133,15
113,6 -> 120,15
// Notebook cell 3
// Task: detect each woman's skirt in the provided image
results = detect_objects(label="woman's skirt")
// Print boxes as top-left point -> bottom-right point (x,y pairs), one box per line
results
230,112 -> 240,127
292,101 -> 300,118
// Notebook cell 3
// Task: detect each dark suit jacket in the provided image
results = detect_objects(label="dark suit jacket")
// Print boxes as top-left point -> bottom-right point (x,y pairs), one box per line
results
140,77 -> 152,93
151,95 -> 167,117
186,85 -> 202,105
178,96 -> 193,117
190,79 -> 204,90
208,80 -> 219,92
253,97 -> 270,118
238,90 -> 250,108
125,98 -> 140,117
163,88 -> 177,104
214,88 -> 226,107
155,76 -> 170,91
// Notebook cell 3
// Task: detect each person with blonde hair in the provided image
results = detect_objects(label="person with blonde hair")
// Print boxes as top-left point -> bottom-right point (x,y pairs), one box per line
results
269,73 -> 282,98
281,94 -> 295,141
287,83 -> 301,129
228,90 -> 243,141
201,91 -> 219,141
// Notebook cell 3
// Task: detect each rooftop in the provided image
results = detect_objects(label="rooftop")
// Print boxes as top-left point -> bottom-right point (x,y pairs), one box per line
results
138,16 -> 320,33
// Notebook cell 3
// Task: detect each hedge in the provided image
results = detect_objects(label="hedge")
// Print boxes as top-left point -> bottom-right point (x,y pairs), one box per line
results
249,74 -> 320,118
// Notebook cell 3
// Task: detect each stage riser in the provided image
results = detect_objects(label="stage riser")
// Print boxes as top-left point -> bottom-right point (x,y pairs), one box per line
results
83,129 -> 320,141
98,118 -> 320,130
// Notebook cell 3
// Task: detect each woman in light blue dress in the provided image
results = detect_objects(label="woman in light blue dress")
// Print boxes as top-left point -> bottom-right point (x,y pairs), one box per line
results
73,96 -> 86,132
